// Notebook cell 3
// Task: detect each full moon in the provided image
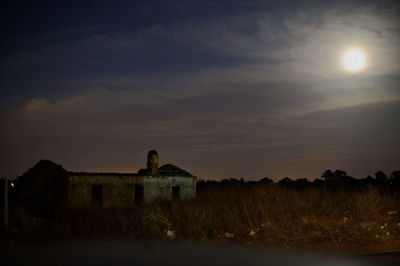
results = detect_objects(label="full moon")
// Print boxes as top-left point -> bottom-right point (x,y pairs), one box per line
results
343,49 -> 366,71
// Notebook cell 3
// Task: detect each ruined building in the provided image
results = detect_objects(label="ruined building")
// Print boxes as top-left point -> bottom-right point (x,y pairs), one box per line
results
18,151 -> 196,215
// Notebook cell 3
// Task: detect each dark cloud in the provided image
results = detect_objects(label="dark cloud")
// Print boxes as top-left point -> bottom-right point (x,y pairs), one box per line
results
1,1 -> 399,180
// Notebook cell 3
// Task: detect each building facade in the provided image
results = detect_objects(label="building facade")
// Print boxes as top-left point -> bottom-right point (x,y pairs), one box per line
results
18,151 -> 196,214
68,150 -> 196,208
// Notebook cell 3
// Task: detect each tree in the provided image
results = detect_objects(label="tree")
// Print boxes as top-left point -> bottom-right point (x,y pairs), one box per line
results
259,177 -> 273,184
389,170 -> 400,188
375,170 -> 388,184
390,170 -> 400,181
321,170 -> 335,181
333,170 -> 347,179
294,178 -> 310,189
278,177 -> 293,187
18,160 -> 68,217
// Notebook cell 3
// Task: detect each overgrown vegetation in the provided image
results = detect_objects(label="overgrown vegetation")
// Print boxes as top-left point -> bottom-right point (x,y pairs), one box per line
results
3,170 -> 400,254
47,183 -> 400,253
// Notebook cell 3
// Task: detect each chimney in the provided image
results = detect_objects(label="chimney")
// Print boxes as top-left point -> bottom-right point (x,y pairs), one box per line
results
147,150 -> 159,176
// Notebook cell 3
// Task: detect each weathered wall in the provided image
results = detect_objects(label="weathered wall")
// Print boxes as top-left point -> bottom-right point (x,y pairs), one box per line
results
68,175 -> 196,208
68,175 -> 143,208
144,176 -> 196,201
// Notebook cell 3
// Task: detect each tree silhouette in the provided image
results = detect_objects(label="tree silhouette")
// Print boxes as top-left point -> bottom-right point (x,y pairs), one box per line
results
333,170 -> 347,179
390,170 -> 400,181
321,170 -> 335,181
278,177 -> 293,187
375,170 -> 388,185
389,170 -> 400,189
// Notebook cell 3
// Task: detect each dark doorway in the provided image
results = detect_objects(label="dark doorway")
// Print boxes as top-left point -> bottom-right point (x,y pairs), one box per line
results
172,186 -> 180,201
135,185 -> 144,204
91,185 -> 103,207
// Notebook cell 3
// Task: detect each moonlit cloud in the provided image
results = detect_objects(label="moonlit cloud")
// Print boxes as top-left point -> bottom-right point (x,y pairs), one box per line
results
1,1 -> 399,180
24,97 -> 51,112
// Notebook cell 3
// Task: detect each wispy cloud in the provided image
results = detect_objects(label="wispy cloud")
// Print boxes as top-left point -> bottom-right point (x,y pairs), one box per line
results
1,3 -> 399,179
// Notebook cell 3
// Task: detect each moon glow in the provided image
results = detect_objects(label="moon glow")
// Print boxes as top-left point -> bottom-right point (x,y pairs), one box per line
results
343,49 -> 366,71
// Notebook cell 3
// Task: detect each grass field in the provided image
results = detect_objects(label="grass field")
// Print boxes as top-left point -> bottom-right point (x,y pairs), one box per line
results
45,183 -> 400,254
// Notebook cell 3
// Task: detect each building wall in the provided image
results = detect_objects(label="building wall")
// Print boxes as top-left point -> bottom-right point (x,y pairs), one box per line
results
144,176 -> 196,201
68,175 -> 143,208
67,175 -> 196,208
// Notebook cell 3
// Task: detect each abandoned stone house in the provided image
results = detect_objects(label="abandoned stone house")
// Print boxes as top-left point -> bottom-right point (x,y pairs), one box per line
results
68,151 -> 196,208
18,150 -> 196,215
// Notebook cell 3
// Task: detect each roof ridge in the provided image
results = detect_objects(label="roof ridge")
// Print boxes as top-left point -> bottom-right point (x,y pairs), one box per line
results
158,163 -> 194,177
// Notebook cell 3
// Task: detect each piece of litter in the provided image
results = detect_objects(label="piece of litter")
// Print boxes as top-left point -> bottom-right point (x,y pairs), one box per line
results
224,232 -> 234,238
166,230 -> 176,239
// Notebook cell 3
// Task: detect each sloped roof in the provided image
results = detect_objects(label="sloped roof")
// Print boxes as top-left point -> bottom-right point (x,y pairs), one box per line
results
68,172 -> 140,177
69,164 -> 194,178
158,164 -> 194,177
20,159 -> 195,178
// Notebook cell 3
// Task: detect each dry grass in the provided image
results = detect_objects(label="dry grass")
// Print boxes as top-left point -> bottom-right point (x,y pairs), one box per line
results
48,184 -> 400,253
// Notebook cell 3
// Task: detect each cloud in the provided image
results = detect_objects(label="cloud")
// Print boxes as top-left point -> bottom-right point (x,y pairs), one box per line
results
193,5 -> 400,78
3,4 -> 399,87
24,97 -> 50,112
1,3 -> 399,180
1,83 -> 399,179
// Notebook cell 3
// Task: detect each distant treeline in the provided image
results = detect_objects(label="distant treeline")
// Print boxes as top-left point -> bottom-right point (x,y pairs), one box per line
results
198,170 -> 400,192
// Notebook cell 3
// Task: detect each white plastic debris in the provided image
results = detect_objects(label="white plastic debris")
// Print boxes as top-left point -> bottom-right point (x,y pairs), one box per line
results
166,230 -> 176,240
224,232 -> 234,238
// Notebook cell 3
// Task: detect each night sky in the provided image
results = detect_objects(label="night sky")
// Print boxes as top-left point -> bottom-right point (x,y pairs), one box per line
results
1,0 -> 399,180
